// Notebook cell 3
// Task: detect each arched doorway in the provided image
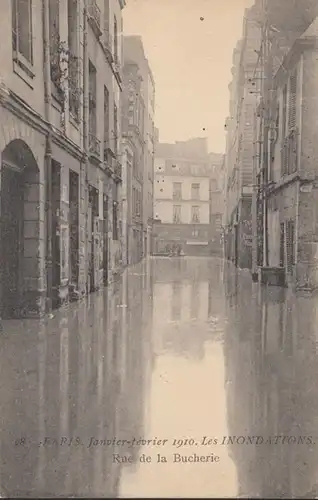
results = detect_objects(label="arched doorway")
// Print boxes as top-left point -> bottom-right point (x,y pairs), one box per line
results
0,139 -> 40,318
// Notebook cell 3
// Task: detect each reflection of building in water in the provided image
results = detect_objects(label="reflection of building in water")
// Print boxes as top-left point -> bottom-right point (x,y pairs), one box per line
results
0,261 -> 154,498
223,263 -> 318,498
152,259 -> 226,361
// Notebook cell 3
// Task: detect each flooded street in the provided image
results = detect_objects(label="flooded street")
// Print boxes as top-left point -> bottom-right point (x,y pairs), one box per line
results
1,257 -> 318,498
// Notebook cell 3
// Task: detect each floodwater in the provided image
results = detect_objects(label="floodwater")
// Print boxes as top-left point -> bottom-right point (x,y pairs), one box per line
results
1,257 -> 318,498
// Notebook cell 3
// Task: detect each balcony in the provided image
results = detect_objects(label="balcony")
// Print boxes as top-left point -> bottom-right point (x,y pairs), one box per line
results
103,142 -> 116,175
87,0 -> 102,38
281,128 -> 298,177
172,193 -> 182,201
89,133 -> 101,159
112,60 -> 123,84
101,30 -> 113,62
114,160 -> 122,181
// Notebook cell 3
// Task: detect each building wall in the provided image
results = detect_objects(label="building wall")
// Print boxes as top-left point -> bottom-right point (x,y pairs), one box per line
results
224,7 -> 261,269
123,36 -> 155,258
153,139 -> 218,256
0,0 -> 125,318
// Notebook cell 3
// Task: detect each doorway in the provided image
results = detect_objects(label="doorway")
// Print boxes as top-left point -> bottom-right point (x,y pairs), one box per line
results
103,194 -> 109,285
0,139 -> 40,318
51,160 -> 61,310
0,167 -> 23,318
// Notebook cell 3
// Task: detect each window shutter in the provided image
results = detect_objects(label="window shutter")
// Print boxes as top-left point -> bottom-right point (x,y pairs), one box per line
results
288,68 -> 297,131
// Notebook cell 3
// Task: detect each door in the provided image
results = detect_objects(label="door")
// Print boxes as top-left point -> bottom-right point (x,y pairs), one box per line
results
88,203 -> 94,292
103,195 -> 108,285
52,161 -> 61,309
0,167 -> 23,318
280,222 -> 285,268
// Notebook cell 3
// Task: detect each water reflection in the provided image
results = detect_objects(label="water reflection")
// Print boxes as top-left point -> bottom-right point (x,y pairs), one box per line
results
0,259 -> 154,498
3,256 -> 318,497
223,261 -> 318,499
119,257 -> 238,498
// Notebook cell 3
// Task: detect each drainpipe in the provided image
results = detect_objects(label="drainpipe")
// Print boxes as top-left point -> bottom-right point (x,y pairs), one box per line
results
43,0 -> 53,313
82,0 -> 89,294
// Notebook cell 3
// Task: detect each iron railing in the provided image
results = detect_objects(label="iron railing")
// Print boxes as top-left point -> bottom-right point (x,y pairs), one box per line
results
89,133 -> 101,157
87,0 -> 102,37
102,30 -> 113,61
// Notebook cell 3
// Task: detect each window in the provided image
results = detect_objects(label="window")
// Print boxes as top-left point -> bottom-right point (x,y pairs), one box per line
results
210,179 -> 218,192
173,205 -> 181,224
104,85 -> 109,147
12,0 -> 33,65
114,15 -> 118,63
112,185 -> 119,241
172,182 -> 182,200
286,219 -> 295,273
288,69 -> 297,131
49,0 -> 60,87
282,83 -> 288,140
214,214 -> 222,231
191,183 -> 200,200
280,222 -> 285,267
68,0 -> 79,118
191,206 -> 200,223
114,103 -> 118,155
89,61 -> 97,136
104,0 -> 110,32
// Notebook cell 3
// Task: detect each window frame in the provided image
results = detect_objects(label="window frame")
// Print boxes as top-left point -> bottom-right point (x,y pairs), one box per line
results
12,0 -> 34,78
191,205 -> 200,223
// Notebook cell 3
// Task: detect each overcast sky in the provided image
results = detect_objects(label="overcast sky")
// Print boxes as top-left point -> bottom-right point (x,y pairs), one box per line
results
123,0 -> 253,153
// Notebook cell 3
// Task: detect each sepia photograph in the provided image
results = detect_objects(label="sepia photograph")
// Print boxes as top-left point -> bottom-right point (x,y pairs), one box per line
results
0,0 -> 318,497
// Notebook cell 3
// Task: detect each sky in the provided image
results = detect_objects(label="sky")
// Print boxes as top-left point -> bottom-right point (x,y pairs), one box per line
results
123,0 -> 253,153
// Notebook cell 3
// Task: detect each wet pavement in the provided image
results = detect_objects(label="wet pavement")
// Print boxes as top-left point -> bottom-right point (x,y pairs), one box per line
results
1,257 -> 318,497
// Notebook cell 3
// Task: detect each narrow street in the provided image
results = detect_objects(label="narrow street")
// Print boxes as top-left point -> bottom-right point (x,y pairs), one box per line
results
0,256 -> 317,498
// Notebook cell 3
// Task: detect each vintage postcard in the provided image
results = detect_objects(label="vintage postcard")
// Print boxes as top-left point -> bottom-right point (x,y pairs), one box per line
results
0,0 -> 317,498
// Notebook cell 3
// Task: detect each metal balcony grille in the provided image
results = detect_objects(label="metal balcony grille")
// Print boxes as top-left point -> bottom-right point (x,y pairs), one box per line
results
89,133 -> 101,157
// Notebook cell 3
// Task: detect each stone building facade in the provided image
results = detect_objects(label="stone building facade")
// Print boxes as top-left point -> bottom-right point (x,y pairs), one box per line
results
224,5 -> 261,270
0,0 -> 125,318
123,36 -> 156,259
121,60 -> 145,266
153,138 -> 216,257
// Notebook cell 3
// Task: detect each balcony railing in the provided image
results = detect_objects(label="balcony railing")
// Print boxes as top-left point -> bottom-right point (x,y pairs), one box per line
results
172,193 -> 182,201
87,0 -> 102,38
281,128 -> 298,177
104,142 -> 115,165
101,30 -> 113,61
68,54 -> 80,120
114,160 -> 122,180
89,133 -> 101,157
112,60 -> 122,83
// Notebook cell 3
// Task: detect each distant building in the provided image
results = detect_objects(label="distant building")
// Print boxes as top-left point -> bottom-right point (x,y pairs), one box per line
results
224,5 -> 262,270
123,36 -> 156,260
209,153 -> 226,255
121,61 -> 145,266
153,138 -> 218,256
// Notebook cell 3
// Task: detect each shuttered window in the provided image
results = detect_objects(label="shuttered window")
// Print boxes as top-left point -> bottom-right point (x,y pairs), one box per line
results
286,220 -> 295,274
280,222 -> 285,267
282,84 -> 288,140
288,68 -> 297,131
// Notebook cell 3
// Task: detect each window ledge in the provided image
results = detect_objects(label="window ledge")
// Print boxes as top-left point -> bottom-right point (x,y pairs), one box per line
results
69,113 -> 80,129
13,52 -> 35,88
